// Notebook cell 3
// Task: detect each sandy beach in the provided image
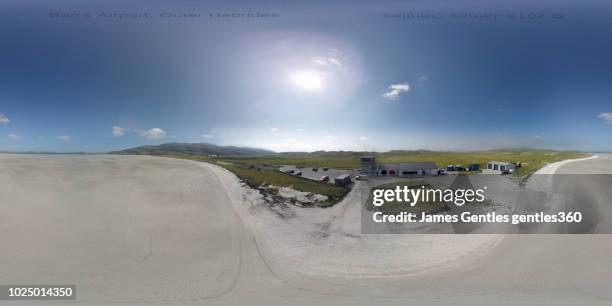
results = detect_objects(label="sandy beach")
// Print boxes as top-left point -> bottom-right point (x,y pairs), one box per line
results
1,153 -> 611,305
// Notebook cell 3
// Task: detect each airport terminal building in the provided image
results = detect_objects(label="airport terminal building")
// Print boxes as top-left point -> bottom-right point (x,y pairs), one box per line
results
360,156 -> 438,177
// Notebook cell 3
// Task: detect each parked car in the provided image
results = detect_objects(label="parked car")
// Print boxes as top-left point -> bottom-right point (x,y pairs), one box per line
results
286,169 -> 295,174
323,167 -> 329,171
294,171 -> 302,176
467,164 -> 480,171
312,167 -> 318,171
319,175 -> 330,182
355,175 -> 367,181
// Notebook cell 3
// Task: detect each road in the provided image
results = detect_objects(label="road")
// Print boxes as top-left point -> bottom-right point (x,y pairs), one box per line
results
0,154 -> 611,305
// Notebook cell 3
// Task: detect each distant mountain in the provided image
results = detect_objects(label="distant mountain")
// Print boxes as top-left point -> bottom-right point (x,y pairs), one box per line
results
109,143 -> 276,157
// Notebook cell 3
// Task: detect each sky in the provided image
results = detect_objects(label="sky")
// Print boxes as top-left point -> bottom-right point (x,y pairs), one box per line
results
0,0 -> 611,152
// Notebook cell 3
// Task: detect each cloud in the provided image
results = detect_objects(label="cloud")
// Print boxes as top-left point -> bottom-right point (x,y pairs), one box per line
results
59,135 -> 71,142
313,57 -> 328,66
382,83 -> 410,100
597,112 -> 612,124
8,133 -> 21,139
140,128 -> 166,140
359,136 -> 367,141
201,134 -> 214,138
0,114 -> 10,124
283,138 -> 296,142
269,127 -> 279,133
313,57 -> 343,67
112,126 -> 125,137
328,58 -> 342,66
417,76 -> 430,82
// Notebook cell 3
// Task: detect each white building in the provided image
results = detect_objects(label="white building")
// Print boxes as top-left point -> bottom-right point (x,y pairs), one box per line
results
361,156 -> 438,177
485,161 -> 516,173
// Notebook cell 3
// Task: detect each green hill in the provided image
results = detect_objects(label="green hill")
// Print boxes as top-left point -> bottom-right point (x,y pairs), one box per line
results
109,142 -> 276,157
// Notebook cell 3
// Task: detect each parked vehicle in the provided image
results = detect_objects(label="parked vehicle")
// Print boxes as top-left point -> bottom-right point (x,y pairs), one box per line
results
467,164 -> 480,171
514,162 -> 522,168
312,167 -> 318,171
319,175 -> 330,182
294,171 -> 302,176
286,169 -> 295,174
355,175 -> 367,181
446,165 -> 464,171
323,167 -> 329,171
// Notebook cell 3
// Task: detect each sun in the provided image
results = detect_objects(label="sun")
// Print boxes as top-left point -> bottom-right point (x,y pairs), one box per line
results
291,70 -> 323,91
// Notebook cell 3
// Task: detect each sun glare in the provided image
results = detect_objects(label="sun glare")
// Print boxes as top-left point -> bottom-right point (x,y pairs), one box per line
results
291,70 -> 323,91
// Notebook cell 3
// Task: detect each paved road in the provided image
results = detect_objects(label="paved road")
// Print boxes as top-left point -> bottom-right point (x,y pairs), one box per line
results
1,154 -> 611,305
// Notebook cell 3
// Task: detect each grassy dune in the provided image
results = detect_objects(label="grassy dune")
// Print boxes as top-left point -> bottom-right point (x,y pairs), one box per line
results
152,154 -> 349,207
221,164 -> 349,207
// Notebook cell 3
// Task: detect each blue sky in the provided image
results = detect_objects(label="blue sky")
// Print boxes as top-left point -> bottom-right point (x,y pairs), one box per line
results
0,0 -> 611,152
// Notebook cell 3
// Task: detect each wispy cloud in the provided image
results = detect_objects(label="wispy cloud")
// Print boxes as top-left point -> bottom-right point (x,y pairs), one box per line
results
269,127 -> 279,133
417,76 -> 430,82
598,112 -> 612,124
382,83 -> 410,101
328,58 -> 342,67
139,128 -> 166,140
0,114 -> 10,124
313,57 -> 343,67
8,133 -> 21,139
201,134 -> 214,138
112,126 -> 125,137
59,135 -> 71,142
359,136 -> 367,141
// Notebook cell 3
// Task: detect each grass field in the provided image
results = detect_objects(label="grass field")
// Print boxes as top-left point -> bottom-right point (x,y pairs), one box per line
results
212,149 -> 589,178
127,149 -> 589,207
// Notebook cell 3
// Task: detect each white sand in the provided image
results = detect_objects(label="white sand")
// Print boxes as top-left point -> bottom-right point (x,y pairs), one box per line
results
203,162 -> 502,279
535,154 -> 598,174
2,154 -> 612,305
